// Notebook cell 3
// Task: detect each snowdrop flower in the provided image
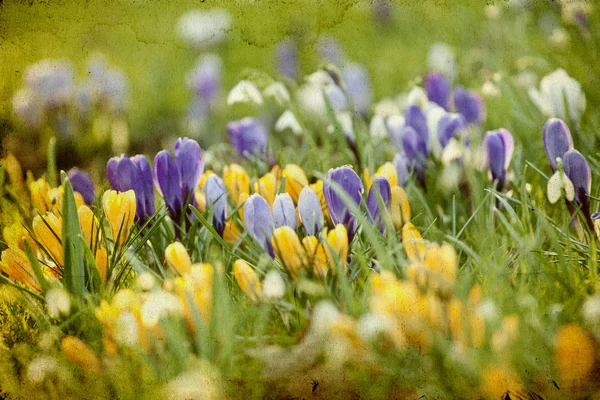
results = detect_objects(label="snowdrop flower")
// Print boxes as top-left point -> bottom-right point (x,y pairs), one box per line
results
177,9 -> 232,48
262,270 -> 285,300
274,110 -> 302,135
296,72 -> 346,124
528,69 -> 586,124
427,42 -> 456,82
46,288 -> 71,319
263,82 -> 290,105
227,80 -> 263,106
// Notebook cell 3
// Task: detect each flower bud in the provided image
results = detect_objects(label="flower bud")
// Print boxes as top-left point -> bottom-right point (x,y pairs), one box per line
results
324,166 -> 364,242
223,163 -> 250,205
453,86 -> 485,125
366,177 -> 391,233
282,164 -> 308,203
67,168 -> 95,205
102,190 -> 136,248
204,174 -> 227,236
543,118 -> 574,172
244,194 -> 275,254
298,186 -> 324,236
165,242 -> 192,275
273,193 -> 297,230
424,72 -> 450,110
272,226 -> 305,279
227,117 -> 268,160
233,259 -> 262,302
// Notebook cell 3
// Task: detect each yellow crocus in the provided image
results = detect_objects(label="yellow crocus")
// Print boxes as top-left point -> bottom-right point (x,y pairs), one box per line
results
33,212 -> 63,265
3,221 -> 36,253
282,164 -> 308,203
62,336 -> 101,374
254,172 -> 277,207
0,246 -> 40,291
165,242 -> 192,275
223,220 -> 242,244
48,186 -> 85,213
390,186 -> 410,230
302,236 -> 327,279
194,190 -> 207,213
95,246 -> 109,283
554,324 -> 596,389
237,192 -> 249,221
102,190 -> 136,248
423,242 -> 457,284
325,224 -> 349,273
78,205 -> 101,247
402,222 -> 424,263
223,164 -> 250,205
480,366 -> 525,400
233,259 -> 262,302
198,170 -> 215,189
309,179 -> 329,221
272,226 -> 306,279
30,178 -> 52,214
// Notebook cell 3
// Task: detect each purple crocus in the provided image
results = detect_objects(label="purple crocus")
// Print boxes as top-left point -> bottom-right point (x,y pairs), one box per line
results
273,193 -> 297,230
186,54 -> 222,106
405,104 -> 429,151
107,155 -> 154,221
298,186 -> 324,236
424,72 -> 451,110
67,168 -> 95,205
563,149 -> 592,225
483,129 -> 514,190
402,126 -> 427,185
153,137 -> 203,223
437,112 -> 468,149
543,118 -> 574,172
323,166 -> 364,242
244,194 -> 275,256
227,117 -> 268,160
275,38 -> 299,81
204,174 -> 227,236
393,153 -> 409,187
453,86 -> 485,125
367,177 -> 392,233
341,63 -> 372,117
386,116 -> 405,151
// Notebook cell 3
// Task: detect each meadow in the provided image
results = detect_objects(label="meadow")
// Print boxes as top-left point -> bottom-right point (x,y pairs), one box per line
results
0,0 -> 599,398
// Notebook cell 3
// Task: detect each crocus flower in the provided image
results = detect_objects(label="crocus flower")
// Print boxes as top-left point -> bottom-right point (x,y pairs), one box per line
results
102,190 -> 136,248
223,163 -> 250,205
275,38 -> 299,81
437,112 -> 468,149
402,126 -> 428,184
393,153 -> 409,187
424,72 -> 451,110
153,138 -> 203,222
0,247 -> 41,292
324,166 -> 364,242
67,168 -> 95,205
563,149 -> 592,223
227,117 -> 268,160
543,118 -> 574,172
165,242 -> 192,276
244,194 -> 275,255
390,185 -> 411,230
483,129 -> 514,190
298,186 -> 324,236
272,226 -> 306,279
33,212 -> 63,266
233,259 -> 262,302
282,164 -> 308,203
453,86 -> 485,125
366,177 -> 392,233
204,175 -> 227,236
273,193 -> 297,230
186,54 -> 222,106
341,63 -> 372,117
405,104 -> 429,151
325,224 -> 349,272
108,155 -> 155,222
528,68 -> 586,124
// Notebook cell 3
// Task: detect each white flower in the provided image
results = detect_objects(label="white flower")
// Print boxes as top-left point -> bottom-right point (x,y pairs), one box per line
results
482,81 -> 500,97
46,288 -> 71,319
177,9 -> 232,48
427,42 -> 456,82
550,28 -> 570,49
137,272 -> 157,291
583,295 -> 600,325
227,80 -> 263,106
164,362 -> 224,400
405,86 -> 428,108
332,111 -> 354,141
528,68 -> 586,123
425,104 -> 446,158
369,115 -> 388,142
274,110 -> 302,135
263,82 -> 290,105
262,270 -> 285,300
141,290 -> 183,328
309,301 -> 341,337
115,311 -> 139,347
27,356 -> 58,383
24,59 -> 74,106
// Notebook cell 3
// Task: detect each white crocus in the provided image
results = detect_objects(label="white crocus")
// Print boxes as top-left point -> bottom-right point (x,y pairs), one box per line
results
227,80 -> 263,106
262,270 -> 285,300
528,68 -> 586,124
427,42 -> 456,82
46,288 -> 71,319
274,110 -> 302,135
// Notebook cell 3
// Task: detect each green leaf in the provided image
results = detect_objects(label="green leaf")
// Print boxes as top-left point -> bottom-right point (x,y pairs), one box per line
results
24,241 -> 50,294
61,171 -> 86,297
47,137 -> 57,188
80,236 -> 101,295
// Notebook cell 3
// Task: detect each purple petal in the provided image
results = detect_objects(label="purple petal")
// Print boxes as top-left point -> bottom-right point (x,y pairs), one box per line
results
405,104 -> 429,150
543,118 -> 574,172
273,193 -> 297,230
244,194 -> 275,253
204,174 -> 227,236
497,129 -> 514,171
453,86 -> 485,125
227,118 -> 268,160
367,176 -> 391,233
425,72 -> 450,110
298,186 -> 324,236
342,63 -> 372,117
153,150 -> 183,219
174,137 -> 203,202
483,131 -> 506,189
437,113 -> 468,149
563,149 -> 591,207
324,166 -> 364,241
393,153 -> 409,187
106,157 -> 120,191
131,154 -> 155,218
67,168 -> 95,205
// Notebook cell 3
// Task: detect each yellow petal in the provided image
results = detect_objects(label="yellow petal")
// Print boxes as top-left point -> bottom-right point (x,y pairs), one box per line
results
224,164 -> 250,205
390,186 -> 410,230
0,246 -> 41,291
254,173 -> 277,207
402,222 -> 424,263
62,336 -> 101,374
95,246 -> 109,283
102,190 -> 136,247
78,205 -> 101,246
326,224 -> 349,273
374,162 -> 398,188
272,226 -> 305,279
33,212 -> 63,265
282,164 -> 308,203
165,242 -> 192,275
233,259 -> 262,302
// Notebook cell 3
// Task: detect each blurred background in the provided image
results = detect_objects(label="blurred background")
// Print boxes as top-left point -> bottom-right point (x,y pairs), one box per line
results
0,0 -> 596,176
